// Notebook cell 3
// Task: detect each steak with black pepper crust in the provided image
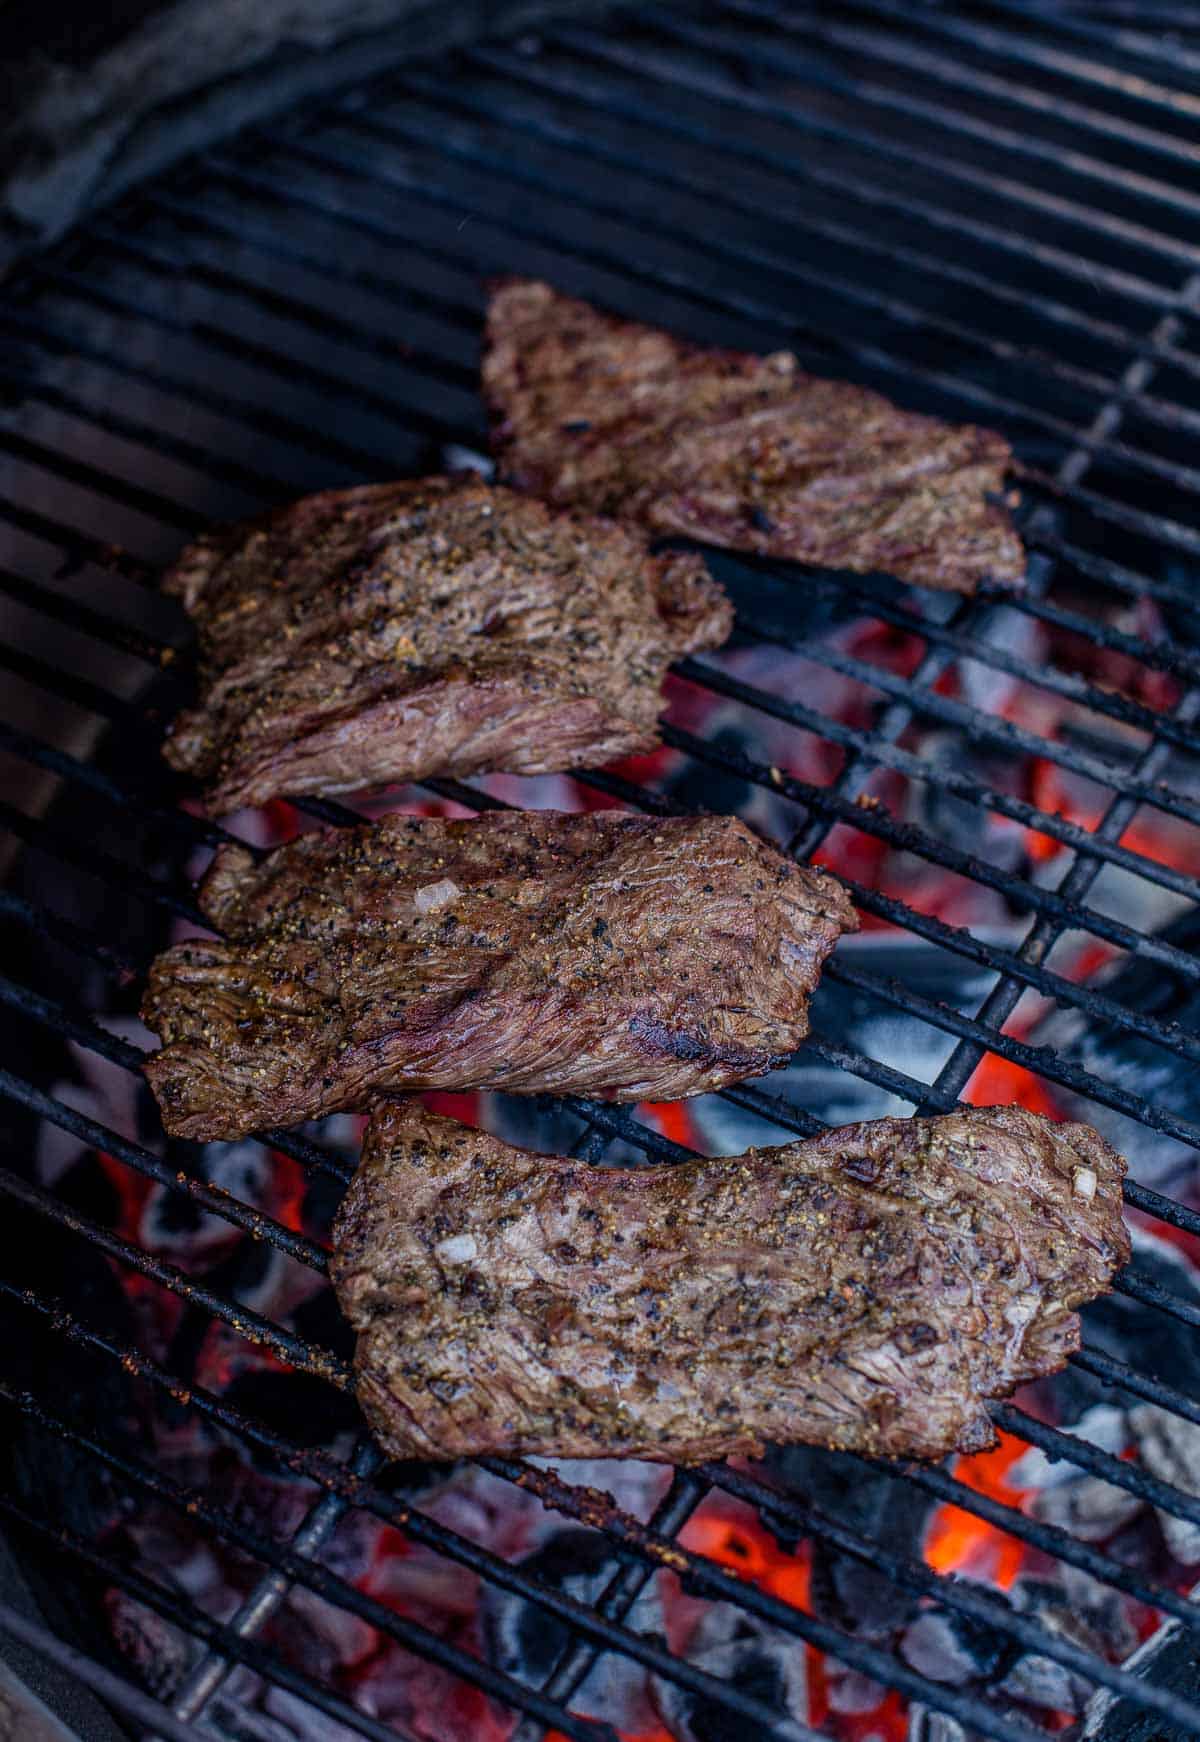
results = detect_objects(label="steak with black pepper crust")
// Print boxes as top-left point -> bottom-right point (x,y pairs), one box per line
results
333,1103 -> 1128,1463
162,474 -> 731,815
484,281 -> 1025,596
142,810 -> 856,1140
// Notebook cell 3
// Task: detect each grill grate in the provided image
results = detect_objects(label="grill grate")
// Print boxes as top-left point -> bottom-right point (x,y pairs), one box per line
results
3,3 -> 1200,1739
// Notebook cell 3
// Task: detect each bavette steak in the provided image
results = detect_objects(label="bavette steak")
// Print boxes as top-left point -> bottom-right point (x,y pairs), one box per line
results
484,280 -> 1025,596
333,1102 -> 1129,1464
161,473 -> 731,814
142,810 -> 856,1141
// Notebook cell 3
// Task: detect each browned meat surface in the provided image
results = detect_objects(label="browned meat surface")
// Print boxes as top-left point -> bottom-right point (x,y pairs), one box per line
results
161,473 -> 731,815
333,1102 -> 1128,1464
142,810 -> 856,1141
484,280 -> 1025,596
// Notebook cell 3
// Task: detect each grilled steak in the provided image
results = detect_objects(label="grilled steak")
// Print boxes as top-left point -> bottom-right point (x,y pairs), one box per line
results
484,280 -> 1025,596
142,810 -> 856,1141
161,474 -> 731,814
333,1102 -> 1128,1464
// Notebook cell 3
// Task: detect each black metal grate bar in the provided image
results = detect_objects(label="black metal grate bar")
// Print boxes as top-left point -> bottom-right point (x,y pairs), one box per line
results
911,0 -> 1200,85
747,0 -> 1200,166
508,1472 -> 708,1742
720,0 -> 1200,215
170,1439 -> 383,1728
0,1164 -> 352,1384
834,0 -> 1200,95
642,7 -> 1199,269
0,1062 -> 329,1272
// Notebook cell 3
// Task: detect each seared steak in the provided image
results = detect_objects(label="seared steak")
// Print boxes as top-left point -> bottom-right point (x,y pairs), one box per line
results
142,811 -> 856,1140
161,474 -> 731,814
484,280 -> 1025,596
333,1102 -> 1128,1463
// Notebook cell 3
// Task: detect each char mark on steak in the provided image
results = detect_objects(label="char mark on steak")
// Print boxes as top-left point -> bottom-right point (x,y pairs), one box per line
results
161,473 -> 731,815
141,810 -> 856,1140
483,280 -> 1025,596
333,1102 -> 1128,1464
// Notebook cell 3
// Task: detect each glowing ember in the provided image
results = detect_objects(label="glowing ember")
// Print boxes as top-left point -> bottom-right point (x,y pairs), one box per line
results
964,1050 -> 1060,1119
270,1150 -> 308,1233
680,1511 -> 812,1614
924,1429 -> 1032,1590
641,1101 -> 698,1150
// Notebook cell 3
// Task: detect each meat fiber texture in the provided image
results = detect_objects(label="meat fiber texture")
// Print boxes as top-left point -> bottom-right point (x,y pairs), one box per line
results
333,1102 -> 1129,1464
161,473 -> 732,814
141,810 -> 857,1141
484,280 -> 1026,596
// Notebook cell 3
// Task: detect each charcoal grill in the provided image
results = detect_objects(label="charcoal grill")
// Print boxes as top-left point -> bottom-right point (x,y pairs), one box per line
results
4,3 -> 1200,1739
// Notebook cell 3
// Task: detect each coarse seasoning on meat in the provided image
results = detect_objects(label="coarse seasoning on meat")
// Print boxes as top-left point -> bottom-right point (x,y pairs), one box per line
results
161,473 -> 731,814
333,1102 -> 1129,1464
141,810 -> 856,1141
484,280 -> 1025,596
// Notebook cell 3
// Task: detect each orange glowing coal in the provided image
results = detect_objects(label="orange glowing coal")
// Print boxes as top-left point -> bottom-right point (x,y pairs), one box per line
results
681,1508 -> 813,1614
923,1428 -> 1031,1591
269,1149 -> 307,1233
641,1101 -> 698,1151
964,1050 -> 1059,1119
96,1150 -> 154,1243
1027,754 -> 1200,879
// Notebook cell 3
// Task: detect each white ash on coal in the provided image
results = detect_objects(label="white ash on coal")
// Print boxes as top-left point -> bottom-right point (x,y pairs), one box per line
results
901,1610 -> 1006,1691
481,1526 -> 665,1736
648,1601 -> 808,1742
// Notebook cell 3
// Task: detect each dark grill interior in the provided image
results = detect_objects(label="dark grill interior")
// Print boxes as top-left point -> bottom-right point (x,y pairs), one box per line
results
3,4 -> 1200,1739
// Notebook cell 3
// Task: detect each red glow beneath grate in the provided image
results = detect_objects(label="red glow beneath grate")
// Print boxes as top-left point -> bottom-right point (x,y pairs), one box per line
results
923,1429 -> 1032,1591
680,1511 -> 813,1614
964,1050 -> 1061,1119
640,1101 -> 699,1150
96,1151 -> 153,1243
270,1150 -> 307,1233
